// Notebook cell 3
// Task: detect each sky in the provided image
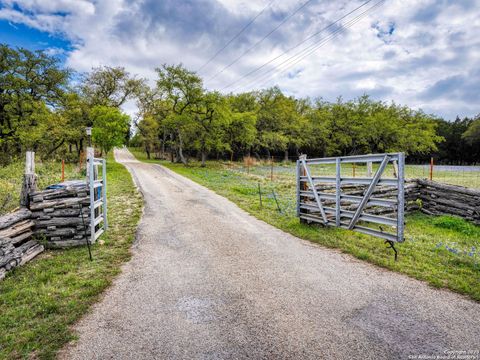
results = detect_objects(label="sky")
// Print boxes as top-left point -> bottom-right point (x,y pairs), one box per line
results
0,0 -> 479,120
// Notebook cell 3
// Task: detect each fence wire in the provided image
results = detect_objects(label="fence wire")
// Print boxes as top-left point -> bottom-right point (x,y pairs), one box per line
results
234,156 -> 480,190
0,160 -> 83,216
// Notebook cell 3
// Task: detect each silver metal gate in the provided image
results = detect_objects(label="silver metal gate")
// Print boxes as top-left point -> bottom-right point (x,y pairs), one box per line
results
87,148 -> 107,243
296,153 -> 405,243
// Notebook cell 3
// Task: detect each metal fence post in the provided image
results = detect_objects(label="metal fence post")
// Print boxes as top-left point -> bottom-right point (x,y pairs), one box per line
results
87,147 -> 95,242
296,160 -> 300,217
102,159 -> 108,230
397,152 -> 405,242
335,158 -> 341,226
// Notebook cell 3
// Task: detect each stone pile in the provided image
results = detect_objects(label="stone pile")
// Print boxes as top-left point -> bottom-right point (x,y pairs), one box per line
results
29,184 -> 91,248
0,208 -> 43,280
418,180 -> 480,225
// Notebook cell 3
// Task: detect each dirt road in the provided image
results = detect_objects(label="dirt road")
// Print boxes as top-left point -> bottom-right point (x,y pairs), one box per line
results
61,148 -> 480,359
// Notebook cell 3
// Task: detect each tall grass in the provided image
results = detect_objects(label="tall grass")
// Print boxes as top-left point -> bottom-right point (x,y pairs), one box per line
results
0,160 -> 82,216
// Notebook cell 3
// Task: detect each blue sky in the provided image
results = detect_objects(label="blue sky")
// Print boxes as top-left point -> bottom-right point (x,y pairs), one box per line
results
0,0 -> 479,120
0,19 -> 71,59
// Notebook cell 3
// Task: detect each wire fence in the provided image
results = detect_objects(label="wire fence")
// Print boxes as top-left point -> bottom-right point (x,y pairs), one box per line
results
231,156 -> 480,189
0,159 -> 83,216
220,154 -> 480,221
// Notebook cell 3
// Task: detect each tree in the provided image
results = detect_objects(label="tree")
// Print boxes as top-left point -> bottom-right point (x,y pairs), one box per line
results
462,116 -> 480,163
59,92 -> 91,158
136,114 -> 160,159
82,66 -> 144,108
155,64 -> 204,164
91,106 -> 130,154
223,110 -> 257,161
0,44 -> 69,163
255,87 -> 289,157
190,91 -> 231,166
463,116 -> 480,144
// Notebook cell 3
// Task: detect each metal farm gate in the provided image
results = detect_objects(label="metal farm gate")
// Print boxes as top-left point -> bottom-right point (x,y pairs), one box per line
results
87,148 -> 108,243
296,153 -> 405,250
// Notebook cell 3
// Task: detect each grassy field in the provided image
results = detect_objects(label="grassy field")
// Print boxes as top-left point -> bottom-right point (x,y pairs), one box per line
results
0,153 -> 143,359
224,158 -> 480,189
0,160 -> 83,216
130,148 -> 480,302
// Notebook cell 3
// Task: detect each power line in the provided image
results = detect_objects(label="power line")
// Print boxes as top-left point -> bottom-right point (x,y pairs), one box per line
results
207,0 -> 315,82
232,0 -> 384,92
234,0 -> 385,92
221,0 -> 375,91
196,0 -> 275,73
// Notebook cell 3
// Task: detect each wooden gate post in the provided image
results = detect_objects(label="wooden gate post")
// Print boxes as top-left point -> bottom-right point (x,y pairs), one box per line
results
20,151 -> 37,207
367,161 -> 373,177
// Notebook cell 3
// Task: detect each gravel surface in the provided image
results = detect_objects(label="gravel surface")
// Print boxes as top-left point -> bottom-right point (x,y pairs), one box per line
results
60,148 -> 480,359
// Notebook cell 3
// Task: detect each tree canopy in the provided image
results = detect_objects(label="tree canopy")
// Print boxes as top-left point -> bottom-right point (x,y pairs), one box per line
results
134,65 -> 446,165
1,44 -> 475,167
91,106 -> 130,155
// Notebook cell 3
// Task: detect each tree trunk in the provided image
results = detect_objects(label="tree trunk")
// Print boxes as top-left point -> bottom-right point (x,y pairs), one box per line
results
161,132 -> 166,159
177,132 -> 187,165
145,146 -> 151,159
284,149 -> 289,162
45,139 -> 65,158
78,138 -> 84,158
201,150 -> 207,167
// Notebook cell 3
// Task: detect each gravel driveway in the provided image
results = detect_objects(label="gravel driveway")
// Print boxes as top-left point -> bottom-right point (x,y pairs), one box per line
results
61,148 -> 480,359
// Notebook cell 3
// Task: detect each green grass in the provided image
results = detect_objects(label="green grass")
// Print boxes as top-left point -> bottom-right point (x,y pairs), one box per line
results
130,148 -> 480,302
0,153 -> 143,359
0,159 -> 83,216
140,153 -> 479,189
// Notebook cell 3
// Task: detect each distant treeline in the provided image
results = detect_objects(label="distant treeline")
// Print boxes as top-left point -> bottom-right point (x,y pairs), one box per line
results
412,117 -> 480,164
133,64 -> 479,165
1,44 -> 479,166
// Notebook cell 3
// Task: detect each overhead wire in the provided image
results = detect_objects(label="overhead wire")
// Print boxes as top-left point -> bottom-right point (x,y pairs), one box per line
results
233,0 -> 385,92
196,0 -> 275,73
207,0 -> 315,82
220,0 -> 374,91
254,1 -> 385,91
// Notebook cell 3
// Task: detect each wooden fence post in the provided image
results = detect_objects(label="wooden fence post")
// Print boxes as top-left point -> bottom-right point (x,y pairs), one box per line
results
270,156 -> 274,181
20,151 -> 37,207
429,157 -> 434,181
61,159 -> 65,182
393,160 -> 398,177
86,147 -> 94,179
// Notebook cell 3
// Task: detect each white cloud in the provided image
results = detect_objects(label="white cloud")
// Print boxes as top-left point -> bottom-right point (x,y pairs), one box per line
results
1,0 -> 479,119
